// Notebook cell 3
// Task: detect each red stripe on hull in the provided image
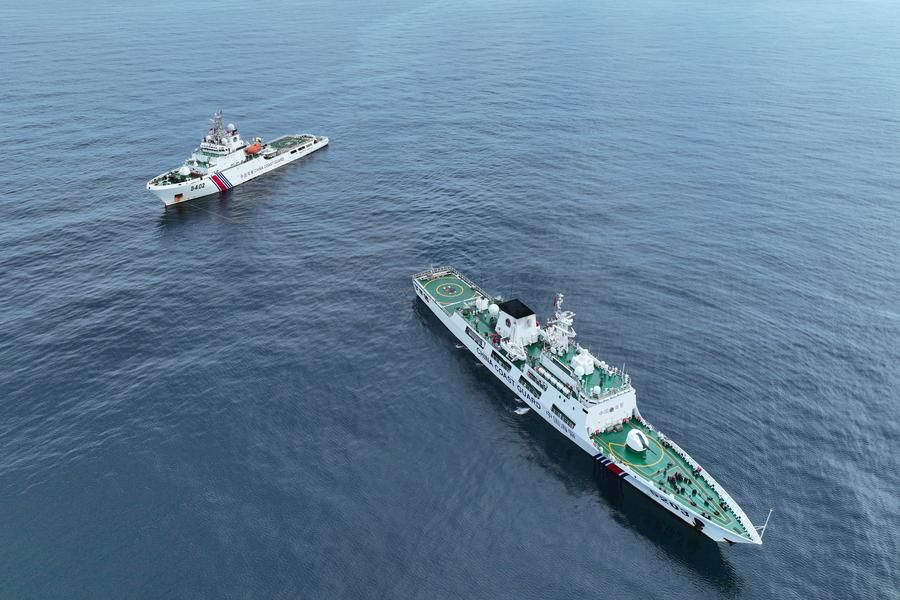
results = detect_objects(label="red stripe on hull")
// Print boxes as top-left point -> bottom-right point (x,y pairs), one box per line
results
210,175 -> 227,191
607,463 -> 624,475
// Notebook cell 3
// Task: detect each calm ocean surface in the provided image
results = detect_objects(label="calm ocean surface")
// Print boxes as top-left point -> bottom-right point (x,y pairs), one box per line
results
2,0 -> 899,597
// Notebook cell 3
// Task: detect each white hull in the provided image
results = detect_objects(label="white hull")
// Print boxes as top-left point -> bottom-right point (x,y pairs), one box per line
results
148,136 -> 328,206
414,277 -> 761,545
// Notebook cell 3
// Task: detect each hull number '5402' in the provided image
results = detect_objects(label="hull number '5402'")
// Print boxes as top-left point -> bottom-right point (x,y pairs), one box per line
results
191,182 -> 205,191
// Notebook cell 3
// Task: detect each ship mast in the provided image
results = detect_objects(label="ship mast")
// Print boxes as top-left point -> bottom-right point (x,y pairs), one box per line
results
544,292 -> 576,354
209,109 -> 226,141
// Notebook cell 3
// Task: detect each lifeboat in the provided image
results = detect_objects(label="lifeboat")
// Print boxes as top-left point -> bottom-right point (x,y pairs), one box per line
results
245,142 -> 262,155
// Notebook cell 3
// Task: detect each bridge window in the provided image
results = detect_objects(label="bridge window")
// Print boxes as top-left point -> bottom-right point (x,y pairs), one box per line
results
552,404 -> 575,428
551,357 -> 572,374
525,370 -> 548,391
491,351 -> 511,371
520,377 -> 541,399
466,327 -> 484,347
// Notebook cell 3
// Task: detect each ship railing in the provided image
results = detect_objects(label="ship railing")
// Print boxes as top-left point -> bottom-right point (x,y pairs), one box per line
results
412,265 -> 491,299
582,384 -> 630,406
525,368 -> 548,391
413,265 -> 453,280
534,365 -> 573,398
642,419 -> 752,534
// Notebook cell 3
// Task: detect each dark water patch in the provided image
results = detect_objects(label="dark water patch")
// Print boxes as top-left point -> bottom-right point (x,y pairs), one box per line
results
2,0 -> 900,597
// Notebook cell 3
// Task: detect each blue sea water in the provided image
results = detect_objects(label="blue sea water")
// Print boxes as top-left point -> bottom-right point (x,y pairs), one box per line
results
2,0 -> 899,597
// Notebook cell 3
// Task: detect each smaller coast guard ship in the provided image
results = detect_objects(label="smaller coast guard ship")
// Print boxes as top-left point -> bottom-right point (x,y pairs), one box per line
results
414,266 -> 769,545
147,111 -> 328,206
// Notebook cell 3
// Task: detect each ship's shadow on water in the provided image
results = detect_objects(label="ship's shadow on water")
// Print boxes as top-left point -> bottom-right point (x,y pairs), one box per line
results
594,472 -> 743,594
154,189 -> 270,229
412,299 -> 742,595
155,190 -> 237,229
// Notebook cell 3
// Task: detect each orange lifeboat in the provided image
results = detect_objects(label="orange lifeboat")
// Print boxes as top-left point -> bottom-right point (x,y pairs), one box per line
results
245,142 -> 262,155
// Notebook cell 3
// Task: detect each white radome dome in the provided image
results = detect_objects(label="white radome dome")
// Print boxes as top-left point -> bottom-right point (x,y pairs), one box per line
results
574,365 -> 585,378
178,165 -> 191,176
227,123 -> 236,132
488,304 -> 500,317
626,429 -> 650,453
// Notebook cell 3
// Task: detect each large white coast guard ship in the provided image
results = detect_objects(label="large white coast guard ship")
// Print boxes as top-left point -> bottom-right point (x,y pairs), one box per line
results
414,266 -> 766,545
147,111 -> 328,206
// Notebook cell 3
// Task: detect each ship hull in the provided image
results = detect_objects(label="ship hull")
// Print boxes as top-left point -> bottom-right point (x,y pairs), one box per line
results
147,136 -> 328,206
413,274 -> 760,545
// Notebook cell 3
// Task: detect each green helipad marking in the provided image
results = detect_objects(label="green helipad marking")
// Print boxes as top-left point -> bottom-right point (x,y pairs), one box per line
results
268,135 -> 315,150
437,283 -> 464,297
422,274 -> 476,308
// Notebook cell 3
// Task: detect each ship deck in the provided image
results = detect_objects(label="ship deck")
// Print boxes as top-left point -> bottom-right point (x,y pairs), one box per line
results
418,272 -> 478,310
267,134 -> 317,151
592,419 -> 751,538
548,346 -> 624,392
418,271 -> 625,392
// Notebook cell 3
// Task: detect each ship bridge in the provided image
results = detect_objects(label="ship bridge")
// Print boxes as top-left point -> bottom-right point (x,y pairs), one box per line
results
415,269 -> 627,400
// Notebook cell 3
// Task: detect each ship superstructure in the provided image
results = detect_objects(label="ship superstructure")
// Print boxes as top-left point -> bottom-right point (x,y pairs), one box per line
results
413,266 -> 762,545
147,111 -> 328,206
